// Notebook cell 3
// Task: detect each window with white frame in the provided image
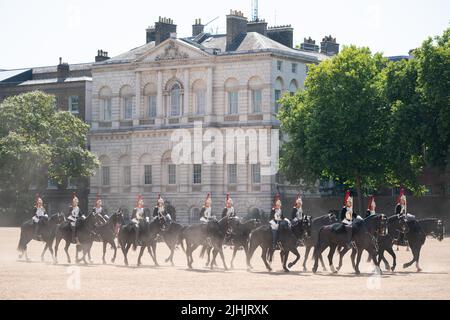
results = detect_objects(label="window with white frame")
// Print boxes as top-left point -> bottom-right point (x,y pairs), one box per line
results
274,90 -> 282,113
277,60 -> 283,71
69,96 -> 79,113
147,95 -> 157,118
252,89 -> 262,113
228,91 -> 238,114
228,164 -> 237,184
292,63 -> 298,73
170,83 -> 181,116
168,164 -> 176,185
251,163 -> 261,184
101,98 -> 112,121
101,167 -> 110,186
193,164 -> 202,184
123,97 -> 132,120
196,90 -> 206,115
144,165 -> 152,185
123,166 -> 131,185
67,177 -> 77,189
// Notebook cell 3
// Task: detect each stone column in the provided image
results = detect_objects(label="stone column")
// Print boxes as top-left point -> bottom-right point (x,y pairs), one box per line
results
206,67 -> 213,120
157,71 -> 163,125
134,71 -> 141,126
183,69 -> 190,118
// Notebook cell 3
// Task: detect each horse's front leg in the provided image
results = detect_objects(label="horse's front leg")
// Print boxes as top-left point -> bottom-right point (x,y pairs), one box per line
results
337,246 -> 349,271
328,244 -> 337,273
102,241 -> 107,264
64,241 -> 71,264
41,243 -> 48,262
287,248 -> 300,270
230,245 -> 238,269
137,245 -> 145,266
111,240 -> 117,264
282,251 -> 290,272
354,249 -> 363,275
150,242 -> 159,266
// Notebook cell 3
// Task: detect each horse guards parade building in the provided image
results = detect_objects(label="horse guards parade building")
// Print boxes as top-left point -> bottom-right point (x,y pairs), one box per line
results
1,10 -> 343,222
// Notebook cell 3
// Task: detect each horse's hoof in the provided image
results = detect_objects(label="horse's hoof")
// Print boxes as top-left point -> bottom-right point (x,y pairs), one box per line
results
165,258 -> 169,263
391,266 -> 396,272
417,268 -> 422,272
103,260 -> 106,265
303,267 -> 307,272
402,263 -> 408,269
355,270 -> 361,275
284,268 -> 290,273
312,268 -> 317,274
111,259 -> 115,264
288,263 -> 294,268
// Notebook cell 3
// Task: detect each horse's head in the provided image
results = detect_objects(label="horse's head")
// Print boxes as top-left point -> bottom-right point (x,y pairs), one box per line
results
113,209 -> 125,226
327,210 -> 339,223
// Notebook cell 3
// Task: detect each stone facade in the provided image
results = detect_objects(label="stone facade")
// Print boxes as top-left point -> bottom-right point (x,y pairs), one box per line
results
88,36 -> 320,223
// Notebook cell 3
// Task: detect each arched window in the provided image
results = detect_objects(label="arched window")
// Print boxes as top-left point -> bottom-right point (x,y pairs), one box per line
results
274,77 -> 284,113
120,85 -> 133,120
289,79 -> 298,96
99,87 -> 112,121
144,83 -> 157,118
225,78 -> 239,115
248,76 -> 263,113
192,80 -> 206,115
170,83 -> 181,117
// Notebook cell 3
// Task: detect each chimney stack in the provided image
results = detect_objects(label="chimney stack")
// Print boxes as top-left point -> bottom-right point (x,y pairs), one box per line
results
146,26 -> 156,43
300,37 -> 319,52
57,57 -> 70,80
247,18 -> 267,36
192,18 -> 204,37
154,17 -> 177,45
267,25 -> 294,48
95,49 -> 110,62
226,10 -> 248,51
320,35 -> 340,56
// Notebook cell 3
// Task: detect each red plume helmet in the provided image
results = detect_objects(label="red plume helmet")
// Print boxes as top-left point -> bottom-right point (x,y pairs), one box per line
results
397,188 -> 405,205
343,190 -> 351,206
136,194 -> 143,208
204,193 -> 211,206
367,196 -> 375,210
273,193 -> 280,208
35,193 -> 41,207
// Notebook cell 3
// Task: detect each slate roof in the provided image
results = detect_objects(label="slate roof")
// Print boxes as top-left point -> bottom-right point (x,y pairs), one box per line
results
99,31 -> 328,66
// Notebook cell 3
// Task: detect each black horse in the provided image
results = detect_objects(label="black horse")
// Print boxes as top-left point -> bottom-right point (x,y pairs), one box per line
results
135,217 -> 166,267
161,222 -> 186,266
302,211 -> 339,271
89,209 -> 124,264
335,214 -> 388,274
402,218 -> 427,272
181,217 -> 229,270
247,218 -> 310,272
217,217 -> 261,269
54,212 -> 97,264
418,218 -> 445,241
376,214 -> 409,271
17,212 -> 65,263
313,214 -> 386,274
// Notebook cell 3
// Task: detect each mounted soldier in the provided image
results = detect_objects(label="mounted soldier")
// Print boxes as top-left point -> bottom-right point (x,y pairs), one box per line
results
131,194 -> 147,247
153,193 -> 172,225
32,193 -> 48,239
291,193 -> 306,222
340,190 -> 361,225
395,188 -> 415,221
200,193 -> 213,223
366,195 -> 377,217
269,194 -> 291,250
221,193 -> 236,219
68,193 -> 84,244
92,193 -> 108,221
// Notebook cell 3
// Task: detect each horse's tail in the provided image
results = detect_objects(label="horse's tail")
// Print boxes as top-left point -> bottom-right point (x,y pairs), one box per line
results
17,233 -> 27,252
247,230 -> 258,265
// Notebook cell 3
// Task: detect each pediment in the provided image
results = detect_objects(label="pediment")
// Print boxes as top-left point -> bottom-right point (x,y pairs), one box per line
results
135,39 -> 209,63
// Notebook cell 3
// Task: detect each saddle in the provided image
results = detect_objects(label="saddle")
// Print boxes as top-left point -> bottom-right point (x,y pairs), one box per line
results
331,223 -> 347,233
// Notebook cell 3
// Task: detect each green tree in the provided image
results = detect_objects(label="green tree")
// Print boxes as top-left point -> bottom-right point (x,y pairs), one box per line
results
278,46 -> 390,212
0,91 -> 99,222
414,28 -> 450,170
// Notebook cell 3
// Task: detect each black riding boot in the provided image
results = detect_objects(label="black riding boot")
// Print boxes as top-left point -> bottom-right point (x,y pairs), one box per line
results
272,229 -> 278,250
33,222 -> 39,239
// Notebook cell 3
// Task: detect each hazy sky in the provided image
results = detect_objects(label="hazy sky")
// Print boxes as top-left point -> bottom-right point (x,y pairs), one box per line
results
1,0 -> 449,69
